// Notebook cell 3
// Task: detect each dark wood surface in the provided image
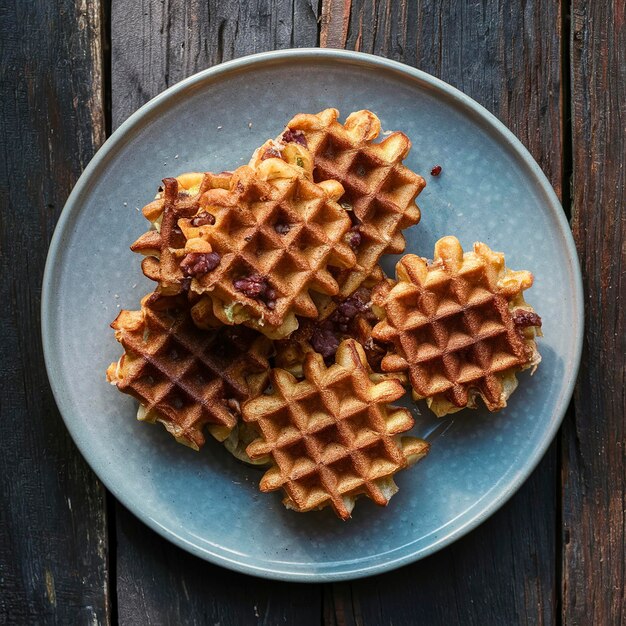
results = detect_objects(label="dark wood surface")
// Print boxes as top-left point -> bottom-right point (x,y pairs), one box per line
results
0,2 -> 109,624
564,1 -> 626,624
0,0 -> 623,624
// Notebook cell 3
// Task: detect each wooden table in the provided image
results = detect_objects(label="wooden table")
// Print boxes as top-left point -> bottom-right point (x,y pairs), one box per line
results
2,1 -> 623,623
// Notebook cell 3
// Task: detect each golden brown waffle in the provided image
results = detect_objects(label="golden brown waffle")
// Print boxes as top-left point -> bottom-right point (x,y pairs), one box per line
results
242,339 -> 430,520
179,155 -> 357,339
131,172 -> 232,294
372,236 -> 542,416
106,294 -> 272,450
278,108 -> 426,295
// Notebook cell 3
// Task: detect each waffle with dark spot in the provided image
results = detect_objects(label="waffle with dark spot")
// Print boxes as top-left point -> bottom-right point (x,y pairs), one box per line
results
106,294 -> 272,449
242,339 -> 430,520
274,283 -> 393,377
131,172 -> 232,295
372,236 -> 542,416
179,155 -> 357,339
280,108 -> 426,295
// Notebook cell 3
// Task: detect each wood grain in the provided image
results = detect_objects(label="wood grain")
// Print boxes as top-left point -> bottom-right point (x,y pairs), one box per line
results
116,505 -> 321,626
564,1 -> 626,623
111,0 -> 320,128
320,0 -> 562,623
0,1 -> 109,623
110,2 -> 322,623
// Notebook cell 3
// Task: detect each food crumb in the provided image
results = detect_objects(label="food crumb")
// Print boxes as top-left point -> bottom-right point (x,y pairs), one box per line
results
430,165 -> 442,176
123,202 -> 127,206
217,125 -> 222,130
248,122 -> 253,128
174,154 -> 179,159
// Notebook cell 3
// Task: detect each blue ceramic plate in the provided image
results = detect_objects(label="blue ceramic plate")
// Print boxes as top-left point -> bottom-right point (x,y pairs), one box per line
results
42,49 -> 583,581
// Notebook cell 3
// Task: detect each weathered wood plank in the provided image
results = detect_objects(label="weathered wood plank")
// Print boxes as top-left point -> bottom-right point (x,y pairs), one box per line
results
564,1 -> 626,623
320,0 -> 562,623
116,505 -> 321,626
0,1 -> 109,623
110,2 -> 322,623
320,0 -> 352,48
112,0 -> 320,129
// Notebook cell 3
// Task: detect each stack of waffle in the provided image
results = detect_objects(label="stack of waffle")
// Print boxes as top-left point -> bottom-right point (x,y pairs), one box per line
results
107,109 -> 542,519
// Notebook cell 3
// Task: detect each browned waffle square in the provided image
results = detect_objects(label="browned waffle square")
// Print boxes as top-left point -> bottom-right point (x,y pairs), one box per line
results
279,109 -> 426,295
178,156 -> 357,338
106,294 -> 272,449
242,339 -> 430,519
372,236 -> 542,416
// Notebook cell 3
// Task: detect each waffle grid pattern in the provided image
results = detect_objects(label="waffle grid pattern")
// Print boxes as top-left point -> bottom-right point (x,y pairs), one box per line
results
110,301 -> 270,449
244,340 -> 425,519
373,237 -> 535,412
182,160 -> 356,333
284,109 -> 426,295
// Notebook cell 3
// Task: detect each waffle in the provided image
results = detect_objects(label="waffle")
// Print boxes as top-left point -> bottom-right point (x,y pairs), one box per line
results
371,236 -> 542,416
178,154 -> 357,339
242,339 -> 430,519
131,172 -> 232,294
106,294 -> 272,449
277,108 -> 426,295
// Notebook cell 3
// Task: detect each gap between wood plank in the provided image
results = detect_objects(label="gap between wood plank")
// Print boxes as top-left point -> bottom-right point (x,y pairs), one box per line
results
561,0 -> 573,221
556,2 -> 574,624
101,3 -> 118,624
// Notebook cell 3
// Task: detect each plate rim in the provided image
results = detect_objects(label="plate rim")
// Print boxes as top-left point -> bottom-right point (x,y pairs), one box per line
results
41,48 -> 584,582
